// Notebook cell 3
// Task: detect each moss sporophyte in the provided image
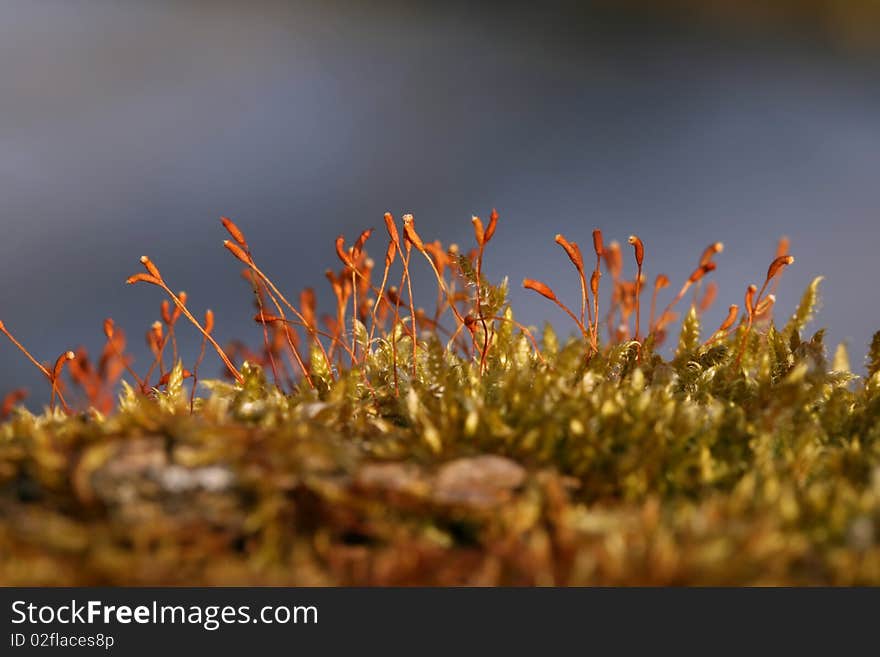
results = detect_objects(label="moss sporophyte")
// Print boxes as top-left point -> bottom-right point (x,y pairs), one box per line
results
1,213 -> 879,585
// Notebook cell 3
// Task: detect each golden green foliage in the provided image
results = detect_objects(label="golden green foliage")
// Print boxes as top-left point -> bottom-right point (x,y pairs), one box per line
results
0,216 -> 878,584
785,276 -> 823,337
869,330 -> 880,379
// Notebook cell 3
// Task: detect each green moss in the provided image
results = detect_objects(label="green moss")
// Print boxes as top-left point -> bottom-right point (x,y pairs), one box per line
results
2,259 -> 880,584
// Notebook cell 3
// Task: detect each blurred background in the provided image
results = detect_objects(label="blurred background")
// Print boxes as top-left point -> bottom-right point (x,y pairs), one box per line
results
2,0 -> 879,407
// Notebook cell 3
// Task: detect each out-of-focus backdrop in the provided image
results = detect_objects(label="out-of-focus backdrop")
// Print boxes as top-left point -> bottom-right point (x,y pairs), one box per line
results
2,0 -> 879,406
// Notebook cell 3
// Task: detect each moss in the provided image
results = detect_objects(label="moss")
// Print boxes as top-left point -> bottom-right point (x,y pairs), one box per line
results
1,219 -> 879,584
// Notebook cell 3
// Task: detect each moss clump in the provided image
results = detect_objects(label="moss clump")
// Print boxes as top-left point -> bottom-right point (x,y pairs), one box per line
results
1,216 -> 878,584
0,288 -> 878,584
